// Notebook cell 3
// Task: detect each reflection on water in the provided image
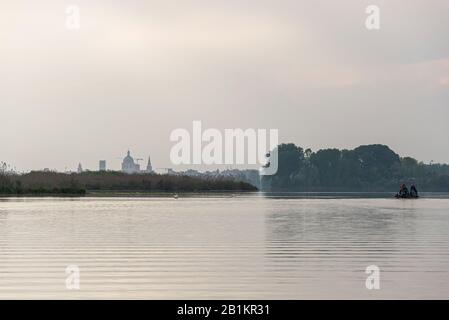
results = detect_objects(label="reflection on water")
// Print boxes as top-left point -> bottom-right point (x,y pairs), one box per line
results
0,195 -> 449,299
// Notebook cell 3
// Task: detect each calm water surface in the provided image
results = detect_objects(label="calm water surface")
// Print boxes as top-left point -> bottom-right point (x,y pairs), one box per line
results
1,195 -> 449,299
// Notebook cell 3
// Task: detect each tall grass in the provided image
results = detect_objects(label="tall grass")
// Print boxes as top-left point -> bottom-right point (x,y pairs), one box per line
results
0,171 -> 257,195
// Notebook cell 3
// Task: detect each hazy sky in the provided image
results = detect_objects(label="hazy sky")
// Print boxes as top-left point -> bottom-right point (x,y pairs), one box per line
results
2,0 -> 449,172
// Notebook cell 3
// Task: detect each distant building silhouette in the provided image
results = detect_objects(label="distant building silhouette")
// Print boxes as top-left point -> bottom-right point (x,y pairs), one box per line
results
146,156 -> 153,173
99,160 -> 106,171
77,163 -> 83,174
120,150 -> 154,174
121,150 -> 140,174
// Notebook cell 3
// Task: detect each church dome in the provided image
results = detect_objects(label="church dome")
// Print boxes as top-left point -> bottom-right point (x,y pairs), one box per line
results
122,150 -> 138,173
123,150 -> 134,164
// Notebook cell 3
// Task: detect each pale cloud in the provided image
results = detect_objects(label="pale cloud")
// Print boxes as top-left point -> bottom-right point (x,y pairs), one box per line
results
441,77 -> 449,86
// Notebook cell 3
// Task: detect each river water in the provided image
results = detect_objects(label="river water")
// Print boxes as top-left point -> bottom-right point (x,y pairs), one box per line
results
1,195 -> 449,299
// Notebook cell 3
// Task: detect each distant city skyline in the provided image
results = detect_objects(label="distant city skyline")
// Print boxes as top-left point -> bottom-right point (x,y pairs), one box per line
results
2,0 -> 449,172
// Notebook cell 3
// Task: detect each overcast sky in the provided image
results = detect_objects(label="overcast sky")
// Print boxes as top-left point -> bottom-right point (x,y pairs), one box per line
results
1,0 -> 449,172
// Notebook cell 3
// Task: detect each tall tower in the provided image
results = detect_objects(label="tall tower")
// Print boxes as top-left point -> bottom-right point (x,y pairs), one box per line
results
146,156 -> 153,173
99,160 -> 106,171
77,163 -> 83,174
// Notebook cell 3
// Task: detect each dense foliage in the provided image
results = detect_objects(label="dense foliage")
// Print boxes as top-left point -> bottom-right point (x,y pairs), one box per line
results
0,171 -> 257,195
262,144 -> 449,191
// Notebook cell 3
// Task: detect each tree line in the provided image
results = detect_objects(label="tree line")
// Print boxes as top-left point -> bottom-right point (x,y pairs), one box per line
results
262,144 -> 449,191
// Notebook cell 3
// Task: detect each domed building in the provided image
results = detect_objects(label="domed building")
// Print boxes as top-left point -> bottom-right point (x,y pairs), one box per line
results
121,150 -> 140,174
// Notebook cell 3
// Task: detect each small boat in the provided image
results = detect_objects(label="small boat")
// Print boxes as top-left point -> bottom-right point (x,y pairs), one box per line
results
395,194 -> 419,199
395,184 -> 419,199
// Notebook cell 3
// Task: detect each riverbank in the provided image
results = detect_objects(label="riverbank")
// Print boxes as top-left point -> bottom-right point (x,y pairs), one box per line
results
0,171 -> 258,196
0,190 -> 257,198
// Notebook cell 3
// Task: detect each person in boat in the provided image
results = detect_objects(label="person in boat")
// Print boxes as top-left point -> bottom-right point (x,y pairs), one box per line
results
397,184 -> 409,198
410,184 -> 419,198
